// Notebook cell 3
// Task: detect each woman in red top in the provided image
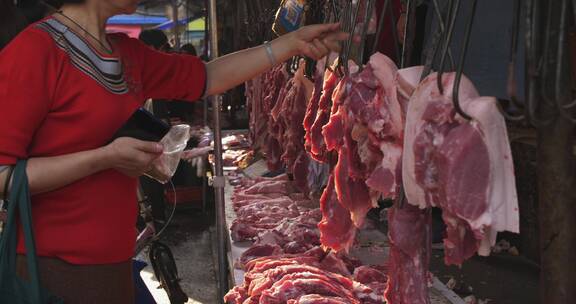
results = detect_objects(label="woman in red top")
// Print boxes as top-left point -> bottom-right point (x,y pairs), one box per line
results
0,0 -> 346,302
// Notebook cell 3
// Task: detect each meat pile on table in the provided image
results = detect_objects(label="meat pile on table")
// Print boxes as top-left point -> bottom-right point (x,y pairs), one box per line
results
226,175 -> 390,304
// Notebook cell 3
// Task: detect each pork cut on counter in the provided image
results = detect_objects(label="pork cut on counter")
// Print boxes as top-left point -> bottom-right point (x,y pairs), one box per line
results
402,72 -> 520,265
225,246 -> 385,304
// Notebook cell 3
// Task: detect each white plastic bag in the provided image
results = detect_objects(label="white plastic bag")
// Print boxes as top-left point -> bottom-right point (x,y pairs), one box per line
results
145,124 -> 190,184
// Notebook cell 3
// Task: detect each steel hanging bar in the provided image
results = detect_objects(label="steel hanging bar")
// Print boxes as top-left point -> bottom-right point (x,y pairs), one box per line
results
207,0 -> 230,301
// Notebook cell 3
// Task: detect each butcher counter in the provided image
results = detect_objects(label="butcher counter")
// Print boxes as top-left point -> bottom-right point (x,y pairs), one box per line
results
219,161 -> 466,304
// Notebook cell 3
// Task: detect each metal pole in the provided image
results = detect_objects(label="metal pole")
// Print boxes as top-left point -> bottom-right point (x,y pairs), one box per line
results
203,0 -> 209,127
172,0 -> 181,49
208,0 -> 229,301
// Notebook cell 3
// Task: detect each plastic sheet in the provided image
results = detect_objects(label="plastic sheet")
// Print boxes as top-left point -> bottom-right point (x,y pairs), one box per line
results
145,124 -> 190,184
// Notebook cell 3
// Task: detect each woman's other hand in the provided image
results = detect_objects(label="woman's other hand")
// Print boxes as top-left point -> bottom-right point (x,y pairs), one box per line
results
290,23 -> 349,60
103,137 -> 163,177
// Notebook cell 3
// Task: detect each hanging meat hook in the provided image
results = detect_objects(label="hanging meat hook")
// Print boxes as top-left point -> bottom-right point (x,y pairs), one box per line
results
431,0 -> 455,69
421,0 -> 453,80
436,0 -> 458,94
387,0 -> 402,62
539,1 -> 559,109
451,0 -> 477,121
331,0 -> 341,21
524,0 -> 553,126
400,0 -> 413,68
553,0 -> 576,123
358,0 -> 376,69
566,0 -> 576,109
343,0 -> 363,75
371,0 -> 391,56
501,0 -> 526,121
336,0 -> 352,75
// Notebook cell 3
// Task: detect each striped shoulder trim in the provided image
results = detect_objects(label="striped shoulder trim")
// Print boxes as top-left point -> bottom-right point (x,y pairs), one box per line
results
35,18 -> 129,95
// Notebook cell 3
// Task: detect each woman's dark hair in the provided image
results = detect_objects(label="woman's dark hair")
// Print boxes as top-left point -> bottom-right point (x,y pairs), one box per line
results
0,0 -> 29,50
180,43 -> 197,56
139,29 -> 169,51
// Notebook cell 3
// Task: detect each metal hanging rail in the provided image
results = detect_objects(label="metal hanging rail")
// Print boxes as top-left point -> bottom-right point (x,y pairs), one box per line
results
207,0 -> 229,301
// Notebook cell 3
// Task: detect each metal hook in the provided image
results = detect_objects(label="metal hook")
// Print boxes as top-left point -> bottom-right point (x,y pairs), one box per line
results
400,0 -> 413,68
496,99 -> 526,121
554,0 -> 576,123
573,0 -> 576,24
358,0 -> 376,68
336,0 -> 352,74
452,0 -> 478,121
331,0 -> 340,21
431,0 -> 455,70
539,1 -> 557,108
388,0 -> 402,62
437,0 -> 459,94
421,0 -> 453,80
343,0 -> 362,75
524,0 -> 555,127
506,0 -> 524,111
371,0 -> 391,56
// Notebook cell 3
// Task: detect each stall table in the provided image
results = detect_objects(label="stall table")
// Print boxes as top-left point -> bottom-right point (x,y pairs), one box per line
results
220,165 -> 465,304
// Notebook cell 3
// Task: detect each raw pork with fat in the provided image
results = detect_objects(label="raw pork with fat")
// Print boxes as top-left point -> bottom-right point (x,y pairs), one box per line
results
402,72 -> 519,265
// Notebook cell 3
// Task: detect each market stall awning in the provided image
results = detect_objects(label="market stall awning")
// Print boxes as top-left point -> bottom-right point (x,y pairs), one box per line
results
154,17 -> 194,30
107,14 -> 168,25
187,17 -> 206,31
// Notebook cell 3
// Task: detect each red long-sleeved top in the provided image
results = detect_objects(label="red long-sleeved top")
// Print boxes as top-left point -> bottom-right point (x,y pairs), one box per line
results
0,17 -> 206,264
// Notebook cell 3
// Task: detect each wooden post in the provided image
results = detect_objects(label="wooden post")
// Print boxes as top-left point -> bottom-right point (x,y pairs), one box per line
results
537,119 -> 576,303
535,0 -> 576,302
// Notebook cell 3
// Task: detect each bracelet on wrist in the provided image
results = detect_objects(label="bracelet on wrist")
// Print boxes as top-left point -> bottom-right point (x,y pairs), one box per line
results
264,41 -> 278,67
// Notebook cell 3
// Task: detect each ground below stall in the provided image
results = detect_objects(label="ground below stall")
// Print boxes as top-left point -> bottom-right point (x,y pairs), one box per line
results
430,248 -> 539,304
138,207 -> 219,304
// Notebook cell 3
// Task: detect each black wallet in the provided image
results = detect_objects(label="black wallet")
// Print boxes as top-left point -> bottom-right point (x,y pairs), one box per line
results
111,107 -> 171,142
